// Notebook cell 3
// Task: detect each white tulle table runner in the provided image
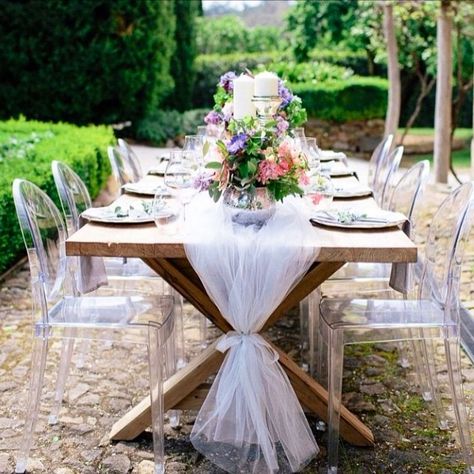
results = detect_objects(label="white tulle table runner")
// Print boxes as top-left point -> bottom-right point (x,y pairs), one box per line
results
184,193 -> 319,473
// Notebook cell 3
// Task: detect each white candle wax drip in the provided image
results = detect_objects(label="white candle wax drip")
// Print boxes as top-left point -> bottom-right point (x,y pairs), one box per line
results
254,71 -> 279,97
233,74 -> 256,119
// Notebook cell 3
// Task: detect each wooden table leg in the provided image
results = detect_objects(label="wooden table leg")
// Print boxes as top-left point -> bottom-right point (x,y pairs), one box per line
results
110,258 -> 374,447
110,340 -> 224,441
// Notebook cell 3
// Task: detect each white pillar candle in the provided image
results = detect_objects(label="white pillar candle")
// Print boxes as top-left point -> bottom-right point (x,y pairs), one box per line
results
254,71 -> 279,97
233,74 -> 256,120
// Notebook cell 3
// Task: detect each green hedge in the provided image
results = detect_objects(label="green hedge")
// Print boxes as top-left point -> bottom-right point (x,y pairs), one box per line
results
290,77 -> 388,122
0,0 -> 176,125
0,118 -> 114,274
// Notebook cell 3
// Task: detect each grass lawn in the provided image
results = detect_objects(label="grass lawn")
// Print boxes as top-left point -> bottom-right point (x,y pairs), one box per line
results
407,147 -> 472,168
398,127 -> 472,140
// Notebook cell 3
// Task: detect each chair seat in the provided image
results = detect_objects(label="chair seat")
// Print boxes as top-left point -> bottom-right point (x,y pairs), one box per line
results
105,257 -> 158,278
320,298 -> 451,331
46,294 -> 159,328
330,262 -> 391,281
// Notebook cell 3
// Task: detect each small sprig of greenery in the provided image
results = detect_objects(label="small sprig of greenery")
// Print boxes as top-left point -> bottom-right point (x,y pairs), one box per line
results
114,201 -> 152,218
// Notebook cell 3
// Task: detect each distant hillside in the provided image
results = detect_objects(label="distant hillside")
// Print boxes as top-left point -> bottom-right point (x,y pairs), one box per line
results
205,0 -> 292,28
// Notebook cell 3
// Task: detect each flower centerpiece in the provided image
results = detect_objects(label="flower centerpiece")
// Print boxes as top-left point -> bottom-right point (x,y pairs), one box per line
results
199,70 -> 309,225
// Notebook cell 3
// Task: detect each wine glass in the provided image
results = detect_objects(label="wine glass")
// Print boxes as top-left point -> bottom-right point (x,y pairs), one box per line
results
196,126 -> 207,137
183,135 -> 204,165
305,137 -> 321,170
292,127 -> 307,152
303,171 -> 334,211
164,150 -> 198,222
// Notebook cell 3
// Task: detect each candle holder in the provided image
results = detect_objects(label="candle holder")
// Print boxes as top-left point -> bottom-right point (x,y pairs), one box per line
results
252,95 -> 282,127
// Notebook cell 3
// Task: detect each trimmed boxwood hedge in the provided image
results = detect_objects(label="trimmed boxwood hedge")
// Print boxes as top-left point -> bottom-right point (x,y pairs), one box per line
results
0,118 -> 114,274
290,77 -> 388,122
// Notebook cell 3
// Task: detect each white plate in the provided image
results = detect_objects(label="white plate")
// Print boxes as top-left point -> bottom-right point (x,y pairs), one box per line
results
333,186 -> 372,198
122,183 -> 170,196
329,169 -> 355,177
319,151 -> 347,162
310,210 -> 406,229
148,163 -> 168,176
81,207 -> 154,224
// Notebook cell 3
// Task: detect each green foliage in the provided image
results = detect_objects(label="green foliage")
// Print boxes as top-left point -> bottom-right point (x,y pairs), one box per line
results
196,15 -> 284,55
0,0 -> 176,125
132,109 -> 208,145
291,77 -> 388,122
286,0 -> 359,61
167,0 -> 199,112
0,118 -> 114,275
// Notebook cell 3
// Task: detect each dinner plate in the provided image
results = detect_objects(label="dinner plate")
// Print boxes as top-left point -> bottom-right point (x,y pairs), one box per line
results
122,182 -> 171,197
310,210 -> 406,229
318,150 -> 347,162
333,186 -> 372,198
81,207 -> 154,224
329,168 -> 355,178
147,163 -> 168,176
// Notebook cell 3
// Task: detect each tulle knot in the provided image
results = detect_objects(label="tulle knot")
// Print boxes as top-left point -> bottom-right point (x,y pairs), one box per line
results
217,331 -> 279,363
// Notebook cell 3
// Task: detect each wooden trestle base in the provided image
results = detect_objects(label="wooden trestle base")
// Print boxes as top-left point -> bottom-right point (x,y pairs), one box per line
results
109,257 -> 375,448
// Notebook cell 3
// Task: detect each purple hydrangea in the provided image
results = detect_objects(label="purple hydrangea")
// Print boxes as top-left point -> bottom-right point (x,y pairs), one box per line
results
278,80 -> 293,108
219,71 -> 237,93
276,116 -> 289,135
227,133 -> 248,155
193,170 -> 214,192
204,110 -> 223,125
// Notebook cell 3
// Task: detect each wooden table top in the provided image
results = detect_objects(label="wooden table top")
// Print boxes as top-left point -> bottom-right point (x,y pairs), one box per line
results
66,173 -> 417,263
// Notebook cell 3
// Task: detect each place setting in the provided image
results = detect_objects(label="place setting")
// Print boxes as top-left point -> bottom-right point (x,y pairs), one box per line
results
310,208 -> 407,229
81,200 -> 155,224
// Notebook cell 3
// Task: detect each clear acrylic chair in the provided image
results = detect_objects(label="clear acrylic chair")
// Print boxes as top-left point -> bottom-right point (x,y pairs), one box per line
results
107,145 -> 136,188
319,182 -> 474,473
51,160 -> 187,372
12,179 -> 174,474
305,161 -> 429,375
373,145 -> 404,208
118,138 -> 144,181
367,134 -> 393,189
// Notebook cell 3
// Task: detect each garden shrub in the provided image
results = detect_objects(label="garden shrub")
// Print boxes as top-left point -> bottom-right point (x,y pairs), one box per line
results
0,118 -> 114,274
132,109 -> 208,145
0,0 -> 175,125
291,77 -> 388,122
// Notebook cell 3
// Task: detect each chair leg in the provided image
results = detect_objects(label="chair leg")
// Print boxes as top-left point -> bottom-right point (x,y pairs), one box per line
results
164,332 -> 181,429
308,289 -> 321,378
15,335 -> 49,474
49,329 -> 75,425
148,327 -> 166,474
327,329 -> 344,474
444,334 -> 474,472
299,296 -> 309,369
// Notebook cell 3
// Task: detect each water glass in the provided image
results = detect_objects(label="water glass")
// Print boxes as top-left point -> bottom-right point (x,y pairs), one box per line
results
152,189 -> 181,235
183,135 -> 204,165
303,172 -> 334,211
293,127 -> 307,151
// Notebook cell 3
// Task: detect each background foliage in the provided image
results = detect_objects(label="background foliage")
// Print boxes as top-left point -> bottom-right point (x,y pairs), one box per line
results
0,0 -> 176,125
0,118 -> 114,275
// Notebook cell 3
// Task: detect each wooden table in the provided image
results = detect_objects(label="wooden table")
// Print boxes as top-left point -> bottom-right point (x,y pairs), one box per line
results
66,172 -> 417,448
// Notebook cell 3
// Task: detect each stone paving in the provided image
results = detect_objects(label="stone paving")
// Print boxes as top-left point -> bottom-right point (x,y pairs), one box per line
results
1,146 -> 474,473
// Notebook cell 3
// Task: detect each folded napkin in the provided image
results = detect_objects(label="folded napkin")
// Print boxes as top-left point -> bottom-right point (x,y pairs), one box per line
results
313,209 -> 406,226
319,150 -> 347,160
389,219 -> 412,294
77,215 -> 108,294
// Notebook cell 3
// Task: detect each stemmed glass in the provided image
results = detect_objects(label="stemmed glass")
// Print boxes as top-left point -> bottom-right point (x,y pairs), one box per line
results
305,137 -> 321,171
303,171 -> 334,211
164,150 -> 198,223
293,127 -> 307,153
183,135 -> 204,165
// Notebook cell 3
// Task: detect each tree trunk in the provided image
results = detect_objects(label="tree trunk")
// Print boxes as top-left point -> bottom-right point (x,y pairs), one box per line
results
383,2 -> 401,139
471,65 -> 474,179
434,0 -> 453,184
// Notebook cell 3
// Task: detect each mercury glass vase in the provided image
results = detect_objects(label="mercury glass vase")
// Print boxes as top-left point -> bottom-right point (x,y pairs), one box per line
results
223,186 -> 276,227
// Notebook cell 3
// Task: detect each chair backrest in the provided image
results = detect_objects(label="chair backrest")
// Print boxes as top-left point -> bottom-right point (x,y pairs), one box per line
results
368,134 -> 393,189
375,145 -> 404,208
13,179 -> 68,310
52,161 -> 92,235
107,146 -> 134,187
118,138 -> 143,181
419,182 -> 474,314
388,160 -> 430,226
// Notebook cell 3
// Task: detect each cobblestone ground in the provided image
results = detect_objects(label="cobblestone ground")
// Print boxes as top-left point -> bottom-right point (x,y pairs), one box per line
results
1,183 -> 474,474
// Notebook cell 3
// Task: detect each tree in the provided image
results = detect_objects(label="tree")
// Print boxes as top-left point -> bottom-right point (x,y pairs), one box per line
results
0,0 -> 176,125
286,0 -> 359,61
167,0 -> 199,111
433,0 -> 453,183
383,2 -> 401,138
